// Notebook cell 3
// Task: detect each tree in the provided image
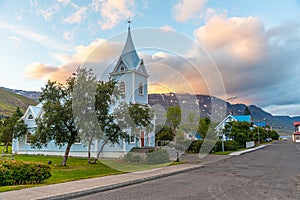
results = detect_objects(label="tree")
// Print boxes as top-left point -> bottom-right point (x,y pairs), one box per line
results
32,77 -> 78,166
244,106 -> 251,116
197,117 -> 211,139
224,121 -> 252,147
165,106 -> 181,135
269,130 -> 279,140
72,68 -> 99,163
155,126 -> 174,146
0,107 -> 27,153
113,102 -> 153,147
92,79 -> 129,163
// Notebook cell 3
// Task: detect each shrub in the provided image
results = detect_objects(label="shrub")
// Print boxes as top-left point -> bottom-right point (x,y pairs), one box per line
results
224,140 -> 238,151
0,160 -> 51,186
186,140 -> 203,153
123,152 -> 144,164
146,149 -> 170,164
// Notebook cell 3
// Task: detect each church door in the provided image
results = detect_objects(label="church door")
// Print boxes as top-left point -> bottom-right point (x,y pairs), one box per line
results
141,131 -> 145,147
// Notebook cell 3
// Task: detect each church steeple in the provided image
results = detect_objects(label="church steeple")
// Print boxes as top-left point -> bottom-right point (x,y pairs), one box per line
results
109,21 -> 149,105
120,19 -> 140,70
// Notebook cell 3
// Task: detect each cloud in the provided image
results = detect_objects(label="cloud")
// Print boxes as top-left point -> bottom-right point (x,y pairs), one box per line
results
192,14 -> 300,115
64,6 -> 87,24
8,36 -> 24,47
0,22 -> 73,52
98,0 -> 135,30
194,15 -> 266,62
26,38 -> 123,82
25,62 -> 58,80
15,9 -> 24,21
173,0 -> 207,22
63,31 -> 73,41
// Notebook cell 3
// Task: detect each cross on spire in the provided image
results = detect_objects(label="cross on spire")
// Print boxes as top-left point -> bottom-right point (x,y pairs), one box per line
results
127,18 -> 132,30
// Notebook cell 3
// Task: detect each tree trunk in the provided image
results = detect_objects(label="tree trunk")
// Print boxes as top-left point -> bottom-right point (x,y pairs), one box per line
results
87,139 -> 92,164
2,141 -> 9,154
61,142 -> 72,166
93,138 -> 109,164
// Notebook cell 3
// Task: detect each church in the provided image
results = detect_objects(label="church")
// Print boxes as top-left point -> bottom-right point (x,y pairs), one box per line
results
12,24 -> 156,158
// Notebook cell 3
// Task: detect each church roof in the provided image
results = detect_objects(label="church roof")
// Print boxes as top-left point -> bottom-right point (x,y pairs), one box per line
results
119,27 -> 141,70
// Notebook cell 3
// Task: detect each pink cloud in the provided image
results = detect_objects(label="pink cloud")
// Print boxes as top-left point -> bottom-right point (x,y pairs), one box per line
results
173,0 -> 207,22
194,15 -> 266,62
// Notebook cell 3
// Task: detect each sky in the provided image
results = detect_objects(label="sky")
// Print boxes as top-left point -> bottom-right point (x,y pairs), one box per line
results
0,0 -> 300,116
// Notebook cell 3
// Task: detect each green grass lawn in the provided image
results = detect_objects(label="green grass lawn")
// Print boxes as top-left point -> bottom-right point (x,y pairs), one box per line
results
0,154 -> 177,192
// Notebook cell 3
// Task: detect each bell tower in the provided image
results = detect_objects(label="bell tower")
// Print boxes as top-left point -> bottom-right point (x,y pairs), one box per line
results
109,20 -> 149,105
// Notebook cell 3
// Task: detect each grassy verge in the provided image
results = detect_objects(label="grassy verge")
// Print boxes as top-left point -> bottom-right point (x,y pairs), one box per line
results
0,145 -> 12,155
0,154 -> 178,192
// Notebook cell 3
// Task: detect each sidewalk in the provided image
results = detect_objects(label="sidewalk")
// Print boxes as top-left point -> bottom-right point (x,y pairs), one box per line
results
0,163 -> 204,200
0,146 -> 267,200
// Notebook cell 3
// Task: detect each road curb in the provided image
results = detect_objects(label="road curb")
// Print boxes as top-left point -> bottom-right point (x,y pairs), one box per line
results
229,144 -> 269,156
39,165 -> 203,200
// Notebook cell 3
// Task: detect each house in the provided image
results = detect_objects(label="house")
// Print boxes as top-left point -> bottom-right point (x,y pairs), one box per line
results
215,114 -> 251,140
292,122 -> 300,142
12,24 -> 156,158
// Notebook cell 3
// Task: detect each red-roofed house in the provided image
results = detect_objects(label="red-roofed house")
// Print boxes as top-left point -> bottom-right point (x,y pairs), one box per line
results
293,122 -> 300,142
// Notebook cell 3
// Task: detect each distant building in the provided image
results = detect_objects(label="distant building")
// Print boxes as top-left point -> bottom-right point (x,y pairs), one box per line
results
12,25 -> 155,158
293,122 -> 300,142
215,114 -> 251,141
253,122 -> 266,128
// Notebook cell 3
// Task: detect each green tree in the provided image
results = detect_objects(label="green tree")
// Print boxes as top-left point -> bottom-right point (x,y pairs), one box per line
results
92,79 -> 129,163
224,121 -> 252,147
114,102 -> 153,148
165,106 -> 181,135
72,68 -> 99,163
32,77 -> 78,166
155,126 -> 174,146
252,126 -> 268,143
197,117 -> 211,139
269,130 -> 279,140
0,108 -> 27,153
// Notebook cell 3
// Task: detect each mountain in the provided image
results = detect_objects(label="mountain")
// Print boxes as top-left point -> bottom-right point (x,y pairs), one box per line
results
148,93 -> 297,134
0,87 -> 41,101
0,87 -> 37,117
3,86 -> 296,134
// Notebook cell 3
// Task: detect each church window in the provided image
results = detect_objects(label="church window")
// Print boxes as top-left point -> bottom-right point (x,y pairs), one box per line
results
26,132 -> 32,144
74,137 -> 81,144
138,83 -> 143,96
28,114 -> 34,120
119,81 -> 126,94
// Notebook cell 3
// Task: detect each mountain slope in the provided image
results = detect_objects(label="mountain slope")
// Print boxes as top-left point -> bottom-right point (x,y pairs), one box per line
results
149,93 -> 297,134
0,88 -> 37,117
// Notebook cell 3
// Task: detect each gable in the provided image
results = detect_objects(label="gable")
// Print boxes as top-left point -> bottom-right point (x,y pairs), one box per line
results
137,60 -> 148,74
115,60 -> 129,73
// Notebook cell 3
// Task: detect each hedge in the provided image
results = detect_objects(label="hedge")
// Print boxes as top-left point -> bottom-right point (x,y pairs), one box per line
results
186,140 -> 238,153
123,152 -> 144,164
0,160 -> 51,186
146,149 -> 170,164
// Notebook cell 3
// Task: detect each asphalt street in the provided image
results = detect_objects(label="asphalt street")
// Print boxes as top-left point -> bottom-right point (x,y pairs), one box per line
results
74,141 -> 300,200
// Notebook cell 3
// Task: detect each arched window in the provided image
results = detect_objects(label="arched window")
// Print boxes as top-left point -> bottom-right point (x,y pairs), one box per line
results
26,132 -> 32,144
119,81 -> 126,94
138,83 -> 143,96
28,114 -> 33,120
120,66 -> 125,71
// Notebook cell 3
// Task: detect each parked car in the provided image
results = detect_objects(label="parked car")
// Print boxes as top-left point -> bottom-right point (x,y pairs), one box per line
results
265,138 -> 272,142
282,137 -> 288,141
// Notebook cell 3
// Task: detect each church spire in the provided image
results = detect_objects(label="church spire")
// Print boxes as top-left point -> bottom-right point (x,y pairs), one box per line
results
120,19 -> 140,69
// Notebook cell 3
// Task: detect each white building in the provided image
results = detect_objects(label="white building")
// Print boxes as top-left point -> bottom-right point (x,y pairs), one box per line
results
12,25 -> 155,158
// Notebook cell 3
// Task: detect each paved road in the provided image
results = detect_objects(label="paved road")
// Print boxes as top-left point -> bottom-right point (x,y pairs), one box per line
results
74,141 -> 300,200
